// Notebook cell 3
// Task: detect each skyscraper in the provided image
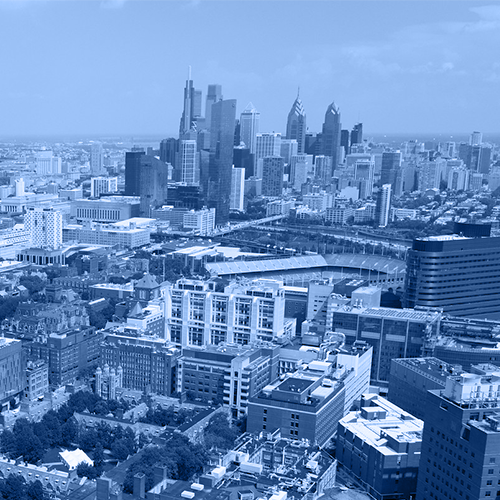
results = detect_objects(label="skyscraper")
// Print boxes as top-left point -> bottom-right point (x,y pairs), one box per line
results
208,99 -> 237,225
470,130 -> 482,146
255,133 -> 281,177
380,151 -> 402,189
321,102 -> 342,171
350,123 -> 363,146
262,156 -> 284,197
160,138 -> 178,167
230,167 -> 245,212
340,129 -> 350,158
179,68 -> 202,138
239,102 -> 260,153
137,155 -> 169,217
90,143 -> 104,175
125,151 -> 144,196
204,84 -> 223,132
285,91 -> 306,154
375,184 -> 391,227
179,139 -> 199,185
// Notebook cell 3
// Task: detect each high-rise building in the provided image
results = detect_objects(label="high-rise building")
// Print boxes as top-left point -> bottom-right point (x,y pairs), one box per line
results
290,154 -> 313,191
207,99 -> 237,225
340,129 -> 350,158
350,123 -> 363,146
239,102 -> 260,154
165,278 -> 292,347
470,130 -> 482,146
159,138 -> 178,168
233,146 -> 255,178
255,133 -> 282,177
230,167 -> 245,212
262,156 -> 284,197
375,184 -> 391,227
286,92 -> 306,154
403,235 -> 500,319
25,207 -> 63,249
136,155 -> 169,217
124,151 -> 144,196
179,68 -> 202,138
354,159 -> 374,198
91,177 -> 118,198
204,84 -> 223,132
315,155 -> 333,185
321,102 -> 342,170
35,150 -> 61,175
179,139 -> 199,185
416,372 -> 500,500
90,143 -> 104,175
280,139 -> 298,164
380,151 -> 402,189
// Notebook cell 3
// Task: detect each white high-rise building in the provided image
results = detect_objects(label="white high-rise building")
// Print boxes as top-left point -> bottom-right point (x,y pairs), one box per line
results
230,167 -> 245,212
290,154 -> 313,191
239,103 -> 260,154
91,177 -> 118,198
24,208 -> 63,249
255,133 -> 281,177
280,139 -> 298,164
179,140 -> 199,185
470,131 -> 482,146
35,150 -> 61,175
375,184 -> 392,228
90,143 -> 104,174
165,278 -> 289,347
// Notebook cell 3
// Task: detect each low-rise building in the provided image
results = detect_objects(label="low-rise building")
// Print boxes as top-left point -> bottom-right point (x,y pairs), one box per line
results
25,359 -> 49,401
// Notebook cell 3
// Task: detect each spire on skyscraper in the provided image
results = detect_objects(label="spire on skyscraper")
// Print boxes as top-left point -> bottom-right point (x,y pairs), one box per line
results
286,91 -> 306,153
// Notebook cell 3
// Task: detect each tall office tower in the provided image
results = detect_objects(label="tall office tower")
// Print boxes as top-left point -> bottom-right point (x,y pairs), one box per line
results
234,119 -> 241,146
230,167 -> 245,211
179,68 -> 202,138
321,102 -> 342,170
207,99 -> 237,225
159,138 -> 178,168
90,143 -> 104,175
375,184 -> 391,227
340,129 -> 350,158
290,154 -> 313,191
91,177 -> 118,198
479,146 -> 492,174
25,207 -> 63,249
403,235 -> 500,319
233,146 -> 254,178
470,130 -> 482,145
380,151 -> 402,189
204,84 -> 223,132
355,159 -> 374,198
350,122 -> 363,146
137,155 -> 169,217
124,151 -> 144,196
305,133 -> 322,158
179,140 -> 199,185
315,155 -> 333,185
262,156 -> 285,197
239,103 -> 260,154
280,139 -> 298,164
255,133 -> 282,177
285,92 -> 306,153
416,372 -> 500,500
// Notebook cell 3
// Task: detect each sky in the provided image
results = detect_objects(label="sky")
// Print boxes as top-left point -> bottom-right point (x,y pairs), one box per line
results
1,0 -> 500,138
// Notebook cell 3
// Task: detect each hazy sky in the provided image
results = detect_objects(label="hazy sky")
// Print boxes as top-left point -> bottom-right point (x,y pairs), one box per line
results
1,0 -> 500,137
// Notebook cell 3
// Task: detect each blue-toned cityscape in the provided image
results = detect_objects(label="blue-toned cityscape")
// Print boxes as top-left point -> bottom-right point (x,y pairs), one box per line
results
0,2 -> 500,500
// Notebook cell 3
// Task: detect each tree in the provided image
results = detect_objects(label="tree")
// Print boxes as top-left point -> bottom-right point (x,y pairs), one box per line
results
111,439 -> 131,461
204,413 -> 237,451
76,462 -> 99,480
92,442 -> 105,468
19,275 -> 46,295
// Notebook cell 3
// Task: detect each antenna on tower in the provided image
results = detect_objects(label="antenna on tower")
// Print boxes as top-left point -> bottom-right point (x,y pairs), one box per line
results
188,65 -> 192,81
297,86 -> 300,98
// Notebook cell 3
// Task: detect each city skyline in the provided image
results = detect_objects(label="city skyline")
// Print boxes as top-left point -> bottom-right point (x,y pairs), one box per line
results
1,1 -> 500,137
